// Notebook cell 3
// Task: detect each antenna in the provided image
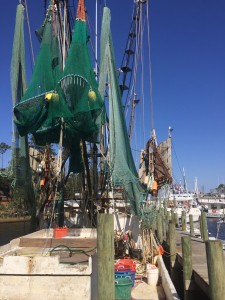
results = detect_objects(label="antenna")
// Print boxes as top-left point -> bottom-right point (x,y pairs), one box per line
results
183,168 -> 188,193
168,126 -> 173,138
95,0 -> 98,79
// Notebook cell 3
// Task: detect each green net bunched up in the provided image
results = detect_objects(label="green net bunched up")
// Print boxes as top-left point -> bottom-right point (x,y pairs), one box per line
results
99,8 -> 146,217
58,18 -> 104,143
56,16 -> 104,172
13,7 -> 63,137
13,3 -> 104,173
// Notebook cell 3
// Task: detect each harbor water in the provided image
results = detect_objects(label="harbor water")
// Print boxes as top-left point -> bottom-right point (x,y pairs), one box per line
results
0,220 -> 32,246
207,217 -> 225,241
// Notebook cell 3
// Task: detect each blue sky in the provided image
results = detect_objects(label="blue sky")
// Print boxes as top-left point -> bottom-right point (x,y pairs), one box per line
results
0,0 -> 225,193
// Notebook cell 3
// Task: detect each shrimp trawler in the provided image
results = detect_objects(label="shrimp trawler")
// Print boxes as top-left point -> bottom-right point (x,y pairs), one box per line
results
0,1 -> 179,299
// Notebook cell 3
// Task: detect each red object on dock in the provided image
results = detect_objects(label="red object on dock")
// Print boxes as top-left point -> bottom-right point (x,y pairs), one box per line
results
53,227 -> 68,238
115,257 -> 136,272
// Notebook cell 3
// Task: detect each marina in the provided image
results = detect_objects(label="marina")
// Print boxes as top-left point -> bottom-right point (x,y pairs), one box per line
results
0,0 -> 225,299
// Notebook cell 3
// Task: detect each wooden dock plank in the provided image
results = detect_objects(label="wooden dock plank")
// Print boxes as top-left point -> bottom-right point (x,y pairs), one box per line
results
19,237 -> 97,248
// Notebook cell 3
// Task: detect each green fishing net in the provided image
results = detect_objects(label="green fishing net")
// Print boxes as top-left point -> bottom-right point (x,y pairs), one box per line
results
13,5 -> 104,173
98,8 -> 146,217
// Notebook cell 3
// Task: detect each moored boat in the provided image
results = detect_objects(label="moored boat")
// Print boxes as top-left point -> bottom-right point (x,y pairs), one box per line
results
3,0 -> 181,299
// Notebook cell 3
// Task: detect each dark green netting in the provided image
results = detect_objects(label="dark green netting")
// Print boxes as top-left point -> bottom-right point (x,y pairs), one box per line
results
11,4 -> 27,182
56,17 -> 104,172
13,5 -> 104,173
58,19 -> 104,143
10,4 -> 35,218
98,8 -> 147,218
13,8 -> 63,137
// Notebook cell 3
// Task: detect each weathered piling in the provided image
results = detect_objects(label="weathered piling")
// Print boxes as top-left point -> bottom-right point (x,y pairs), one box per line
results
205,240 -> 225,300
181,210 -> 186,231
171,208 -> 175,223
174,212 -> 179,228
189,214 -> 194,237
163,199 -> 167,214
156,213 -> 163,243
167,210 -> 171,222
166,211 -> 171,244
173,197 -> 176,209
162,214 -> 167,240
169,220 -> 176,281
182,236 -> 195,300
200,211 -> 208,241
97,214 -> 114,300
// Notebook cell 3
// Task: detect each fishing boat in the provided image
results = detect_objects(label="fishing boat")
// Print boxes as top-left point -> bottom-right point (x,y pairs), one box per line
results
198,194 -> 225,218
166,192 -> 201,223
0,0 -> 180,299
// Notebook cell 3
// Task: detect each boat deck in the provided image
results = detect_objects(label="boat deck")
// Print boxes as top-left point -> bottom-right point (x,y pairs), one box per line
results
0,228 -> 97,265
18,236 -> 96,264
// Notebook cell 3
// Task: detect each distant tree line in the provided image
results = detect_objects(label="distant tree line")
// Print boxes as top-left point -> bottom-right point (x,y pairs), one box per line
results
0,142 -> 11,169
215,184 -> 225,194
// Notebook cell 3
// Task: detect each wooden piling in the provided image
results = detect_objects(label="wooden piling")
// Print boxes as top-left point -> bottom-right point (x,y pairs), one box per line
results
173,197 -> 176,209
182,236 -> 194,300
157,213 -> 163,243
167,210 -> 171,222
199,215 -> 202,238
201,211 -> 208,242
169,221 -> 176,279
162,214 -> 167,240
205,240 -> 225,300
189,214 -> 194,237
97,214 -> 115,300
171,208 -> 175,223
166,211 -> 171,244
181,210 -> 186,232
174,212 -> 179,228
163,199 -> 167,215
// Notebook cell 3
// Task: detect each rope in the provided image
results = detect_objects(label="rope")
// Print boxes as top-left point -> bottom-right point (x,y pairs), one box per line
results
153,232 -> 176,257
146,1 -> 154,133
24,0 -> 35,67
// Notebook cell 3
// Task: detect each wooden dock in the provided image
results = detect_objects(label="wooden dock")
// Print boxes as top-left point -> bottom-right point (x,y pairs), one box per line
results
156,209 -> 225,300
175,230 -> 215,295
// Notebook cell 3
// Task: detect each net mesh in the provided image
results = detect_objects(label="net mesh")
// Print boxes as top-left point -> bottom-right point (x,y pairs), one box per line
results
10,4 -> 34,215
99,8 -> 147,218
13,5 -> 104,173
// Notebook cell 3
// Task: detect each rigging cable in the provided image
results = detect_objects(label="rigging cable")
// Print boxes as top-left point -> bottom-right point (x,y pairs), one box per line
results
24,0 -> 35,67
171,138 -> 185,186
146,1 -> 154,134
139,3 -> 146,149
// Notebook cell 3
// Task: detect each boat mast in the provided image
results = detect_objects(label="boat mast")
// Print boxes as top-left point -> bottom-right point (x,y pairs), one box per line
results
182,168 -> 188,193
194,177 -> 199,197
95,0 -> 98,78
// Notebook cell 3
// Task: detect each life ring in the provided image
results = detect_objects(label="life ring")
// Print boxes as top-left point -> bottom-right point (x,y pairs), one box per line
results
212,209 -> 216,213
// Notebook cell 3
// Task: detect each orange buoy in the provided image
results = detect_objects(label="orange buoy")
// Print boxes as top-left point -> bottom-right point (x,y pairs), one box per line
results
152,180 -> 158,191
158,245 -> 164,255
40,179 -> 45,187
151,180 -> 158,196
